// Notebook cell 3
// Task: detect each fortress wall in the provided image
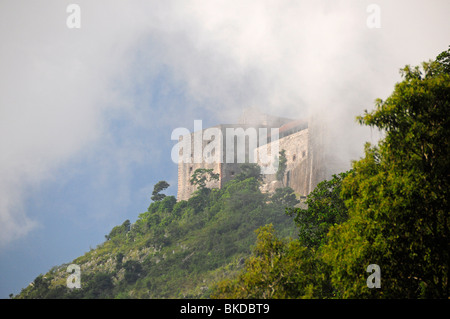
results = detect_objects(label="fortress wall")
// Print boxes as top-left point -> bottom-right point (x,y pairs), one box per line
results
176,130 -> 222,201
256,128 -> 310,196
307,114 -> 327,192
176,117 -> 317,201
219,123 -> 269,187
282,129 -> 310,196
307,113 -> 350,191
176,124 -> 258,201
177,161 -> 221,201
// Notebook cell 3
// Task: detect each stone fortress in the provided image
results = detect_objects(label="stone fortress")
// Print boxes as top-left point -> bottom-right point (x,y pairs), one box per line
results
176,108 -> 342,201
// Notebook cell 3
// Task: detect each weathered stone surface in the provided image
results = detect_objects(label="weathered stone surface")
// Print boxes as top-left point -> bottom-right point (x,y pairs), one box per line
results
176,109 -> 344,201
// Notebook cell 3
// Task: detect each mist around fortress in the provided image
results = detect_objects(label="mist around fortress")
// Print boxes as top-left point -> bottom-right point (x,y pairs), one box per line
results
1,0 -> 449,300
174,109 -> 332,202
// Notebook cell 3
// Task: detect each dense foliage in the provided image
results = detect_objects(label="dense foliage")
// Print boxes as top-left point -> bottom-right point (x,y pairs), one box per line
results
323,47 -> 450,298
15,164 -> 298,299
287,171 -> 350,249
151,181 -> 170,202
212,172 -> 346,299
276,149 -> 287,184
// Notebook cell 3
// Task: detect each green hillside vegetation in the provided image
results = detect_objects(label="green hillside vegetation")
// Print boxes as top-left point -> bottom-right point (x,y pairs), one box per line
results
15,164 -> 300,299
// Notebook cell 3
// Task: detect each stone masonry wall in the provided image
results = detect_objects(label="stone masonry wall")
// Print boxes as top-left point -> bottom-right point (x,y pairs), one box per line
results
177,123 -> 272,201
256,128 -> 310,196
176,114 -> 325,201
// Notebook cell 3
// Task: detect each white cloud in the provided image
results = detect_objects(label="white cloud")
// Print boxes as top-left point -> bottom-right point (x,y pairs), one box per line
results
0,0 -> 449,247
0,1 -> 139,247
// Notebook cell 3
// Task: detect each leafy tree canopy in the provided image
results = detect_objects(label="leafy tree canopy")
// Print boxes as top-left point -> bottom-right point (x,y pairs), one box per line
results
287,171 -> 350,249
323,47 -> 450,298
189,168 -> 219,191
151,181 -> 170,202
236,163 -> 262,182
276,149 -> 287,183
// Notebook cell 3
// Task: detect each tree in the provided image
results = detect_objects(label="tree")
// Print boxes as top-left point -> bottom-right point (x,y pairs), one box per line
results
286,171 -> 350,249
322,48 -> 450,298
116,252 -> 124,270
105,219 -> 131,241
270,187 -> 299,208
235,163 -> 262,182
151,181 -> 170,202
84,273 -> 114,298
124,260 -> 144,284
189,168 -> 219,191
31,274 -> 50,297
211,224 -> 321,299
276,149 -> 287,184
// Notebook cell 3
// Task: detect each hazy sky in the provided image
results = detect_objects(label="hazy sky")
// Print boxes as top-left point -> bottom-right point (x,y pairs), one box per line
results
0,0 -> 449,297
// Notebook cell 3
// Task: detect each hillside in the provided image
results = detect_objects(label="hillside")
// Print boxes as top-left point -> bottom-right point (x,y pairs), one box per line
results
14,164 -> 299,299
